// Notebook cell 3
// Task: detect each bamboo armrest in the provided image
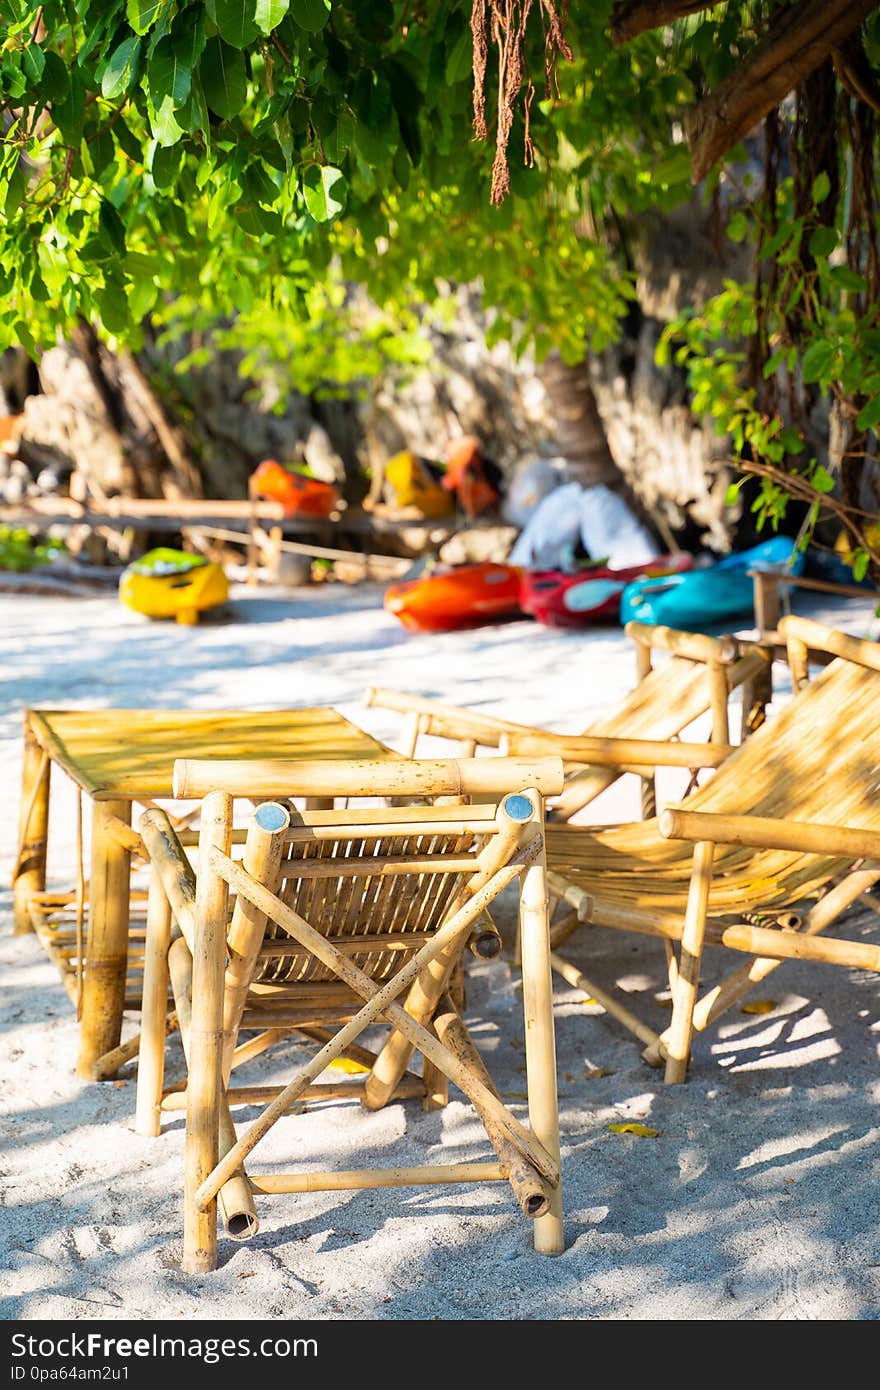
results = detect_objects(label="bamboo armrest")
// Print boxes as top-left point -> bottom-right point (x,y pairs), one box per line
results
777,615 -> 880,673
364,686 -> 523,747
501,733 -> 734,769
624,621 -> 739,665
173,755 -> 566,800
659,808 -> 880,860
747,569 -> 877,601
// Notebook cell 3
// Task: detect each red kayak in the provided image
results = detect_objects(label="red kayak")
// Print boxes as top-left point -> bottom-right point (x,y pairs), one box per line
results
520,553 -> 693,628
384,562 -> 523,633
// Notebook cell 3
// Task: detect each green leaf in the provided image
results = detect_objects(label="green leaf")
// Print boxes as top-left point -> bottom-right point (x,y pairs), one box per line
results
82,125 -> 116,178
213,0 -> 260,48
150,92 -> 185,145
38,50 -> 70,103
99,199 -> 127,254
52,70 -> 86,143
811,465 -> 835,494
852,550 -> 870,582
801,339 -> 836,383
291,0 -> 330,33
3,164 -> 26,219
856,396 -> 880,432
201,37 -> 248,119
21,42 -> 46,84
151,141 -> 182,189
115,116 -> 144,164
778,427 -> 804,454
726,211 -> 748,242
127,0 -> 166,35
808,225 -> 836,259
811,171 -> 831,206
255,0 -> 290,33
445,24 -> 472,84
148,35 -> 193,106
829,265 -> 868,293
724,481 -> 743,506
101,36 -> 142,100
302,163 -> 346,221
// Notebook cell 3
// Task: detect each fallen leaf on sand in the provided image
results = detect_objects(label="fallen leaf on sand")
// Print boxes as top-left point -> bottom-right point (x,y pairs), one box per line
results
740,1000 -> 777,1015
328,1057 -> 370,1075
608,1123 -> 660,1138
584,1067 -> 612,1080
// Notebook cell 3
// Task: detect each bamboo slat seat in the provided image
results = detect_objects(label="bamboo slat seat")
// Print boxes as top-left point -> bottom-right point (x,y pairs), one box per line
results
543,616 -> 880,1081
135,755 -> 566,1272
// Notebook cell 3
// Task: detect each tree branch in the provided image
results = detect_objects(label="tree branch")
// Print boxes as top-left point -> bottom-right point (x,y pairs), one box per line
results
610,1 -> 709,47
685,0 -> 878,183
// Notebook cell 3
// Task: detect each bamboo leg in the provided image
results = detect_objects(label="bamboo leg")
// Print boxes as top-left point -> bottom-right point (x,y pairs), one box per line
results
14,721 -> 50,934
550,951 -> 661,1049
183,790 -> 231,1275
708,660 -> 730,746
519,823 -> 563,1253
421,1057 -> 449,1112
664,841 -> 715,1084
221,803 -> 289,1081
135,876 -> 174,1137
77,799 -> 132,1079
752,570 -> 780,641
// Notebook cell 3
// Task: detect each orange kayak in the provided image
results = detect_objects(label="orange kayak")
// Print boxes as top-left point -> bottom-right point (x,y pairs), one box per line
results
251,460 -> 340,518
384,563 -> 523,633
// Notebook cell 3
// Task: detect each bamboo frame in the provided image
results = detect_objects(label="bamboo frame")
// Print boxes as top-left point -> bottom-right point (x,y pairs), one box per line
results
624,621 -> 740,666
135,876 -> 173,1137
14,719 -> 50,934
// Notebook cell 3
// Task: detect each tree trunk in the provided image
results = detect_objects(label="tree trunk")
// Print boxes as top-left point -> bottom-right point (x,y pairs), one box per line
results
540,352 -> 621,487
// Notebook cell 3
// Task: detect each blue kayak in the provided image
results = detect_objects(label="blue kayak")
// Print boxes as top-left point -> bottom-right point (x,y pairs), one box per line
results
620,536 -> 805,631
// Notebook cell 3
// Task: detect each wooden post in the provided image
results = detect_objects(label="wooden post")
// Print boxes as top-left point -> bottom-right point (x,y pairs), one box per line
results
752,570 -> 780,640
664,840 -> 714,1084
14,718 -> 50,934
183,790 -> 231,1274
135,876 -> 173,1137
518,805 -> 563,1254
77,798 -> 132,1079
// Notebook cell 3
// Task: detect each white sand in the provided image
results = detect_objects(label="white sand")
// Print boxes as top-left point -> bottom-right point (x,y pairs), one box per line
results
2,581 -> 880,1321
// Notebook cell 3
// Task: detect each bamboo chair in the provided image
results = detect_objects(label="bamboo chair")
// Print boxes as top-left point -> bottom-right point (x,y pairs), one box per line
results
542,615 -> 880,1081
134,755 -> 566,1272
367,621 -> 773,823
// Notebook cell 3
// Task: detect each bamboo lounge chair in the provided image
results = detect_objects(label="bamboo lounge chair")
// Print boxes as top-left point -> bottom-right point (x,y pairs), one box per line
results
366,621 -> 773,822
134,755 -> 566,1272
542,615 -> 880,1082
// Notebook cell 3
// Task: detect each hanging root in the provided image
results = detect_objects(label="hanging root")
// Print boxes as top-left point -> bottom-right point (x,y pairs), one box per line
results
471,0 -> 573,205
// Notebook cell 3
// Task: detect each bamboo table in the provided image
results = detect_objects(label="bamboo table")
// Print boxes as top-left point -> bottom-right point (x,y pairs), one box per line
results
14,707 -> 398,1078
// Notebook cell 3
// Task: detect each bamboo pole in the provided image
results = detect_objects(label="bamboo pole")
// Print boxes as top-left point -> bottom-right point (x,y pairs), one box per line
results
230,1027 -> 288,1070
518,810 -> 563,1254
250,1164 -> 506,1193
752,570 -> 781,640
624,622 -> 739,665
549,952 -> 661,1048
139,810 -> 197,947
420,1058 -> 449,1112
660,807 -> 880,861
777,614 -> 880,673
183,790 -> 232,1273
168,936 -> 258,1244
173,756 -> 565,801
93,1017 -> 179,1082
162,1078 -> 427,1108
14,720 -> 50,934
77,799 -> 132,1079
222,803 -> 290,1081
194,843 -> 558,1210
496,733 -> 734,769
716,922 -> 880,970
708,660 -> 730,746
633,636 -> 657,817
361,798 -> 532,1111
433,995 -> 549,1218
135,876 -> 174,1136
467,911 -> 503,959
664,841 -> 715,1085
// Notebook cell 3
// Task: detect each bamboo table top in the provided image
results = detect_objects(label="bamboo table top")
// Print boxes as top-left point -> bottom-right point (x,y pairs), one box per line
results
26,707 -> 398,800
